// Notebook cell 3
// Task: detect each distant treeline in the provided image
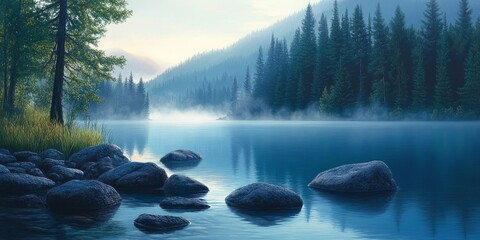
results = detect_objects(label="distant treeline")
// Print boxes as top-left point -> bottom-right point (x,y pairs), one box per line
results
233,0 -> 480,119
88,73 -> 149,120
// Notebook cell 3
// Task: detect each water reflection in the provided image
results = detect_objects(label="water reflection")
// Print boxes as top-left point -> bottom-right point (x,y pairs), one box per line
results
106,121 -> 149,156
51,205 -> 120,229
228,207 -> 301,227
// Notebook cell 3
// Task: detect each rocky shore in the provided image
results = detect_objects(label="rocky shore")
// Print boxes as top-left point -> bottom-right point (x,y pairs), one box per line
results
0,144 -> 397,233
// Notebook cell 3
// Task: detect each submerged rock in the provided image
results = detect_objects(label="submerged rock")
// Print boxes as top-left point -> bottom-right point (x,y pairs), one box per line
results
225,183 -> 303,210
98,162 -> 167,190
134,214 -> 189,232
0,164 -> 10,174
48,165 -> 84,183
0,173 -> 55,195
68,144 -> 130,179
46,180 -> 121,213
0,153 -> 16,165
160,150 -> 202,163
41,149 -> 65,160
163,174 -> 209,195
308,160 -> 397,193
160,197 -> 210,210
13,151 -> 39,162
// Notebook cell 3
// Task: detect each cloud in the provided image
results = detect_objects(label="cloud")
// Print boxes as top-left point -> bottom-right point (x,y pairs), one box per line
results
107,48 -> 164,82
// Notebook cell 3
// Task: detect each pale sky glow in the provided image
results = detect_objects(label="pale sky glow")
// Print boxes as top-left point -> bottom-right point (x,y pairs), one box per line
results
99,0 -> 314,77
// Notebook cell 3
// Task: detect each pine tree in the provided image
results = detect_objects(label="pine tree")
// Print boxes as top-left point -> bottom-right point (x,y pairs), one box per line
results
286,29 -> 301,111
330,59 -> 353,115
351,5 -> 371,106
329,0 -> 342,65
413,42 -> 427,110
370,3 -> 390,106
422,0 -> 443,106
253,47 -> 264,99
313,14 -> 330,101
244,66 -> 251,96
298,4 -> 316,109
231,77 -> 239,114
458,24 -> 480,116
452,0 -> 473,92
434,19 -> 454,111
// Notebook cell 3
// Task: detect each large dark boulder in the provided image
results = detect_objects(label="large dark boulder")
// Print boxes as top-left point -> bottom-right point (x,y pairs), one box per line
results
41,149 -> 65,160
46,180 -> 121,213
13,151 -> 38,162
0,173 -> 55,195
98,162 -> 167,190
0,153 -> 16,164
134,214 -> 189,232
225,183 -> 303,210
5,162 -> 36,171
163,174 -> 209,195
48,165 -> 84,183
0,164 -> 10,174
308,161 -> 397,193
160,197 -> 210,210
4,162 -> 43,177
160,150 -> 201,163
68,144 -> 130,179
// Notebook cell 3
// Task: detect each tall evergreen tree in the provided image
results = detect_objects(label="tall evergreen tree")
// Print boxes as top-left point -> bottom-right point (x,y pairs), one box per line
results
313,14 -> 330,101
351,5 -> 371,106
422,0 -> 443,107
434,19 -> 454,111
413,42 -> 428,110
297,4 -> 317,109
231,77 -> 239,114
253,47 -> 265,99
458,20 -> 480,116
370,4 -> 390,106
244,66 -> 252,96
286,29 -> 301,111
452,0 -> 473,92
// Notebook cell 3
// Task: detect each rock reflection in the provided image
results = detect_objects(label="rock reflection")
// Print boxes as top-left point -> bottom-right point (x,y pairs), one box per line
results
160,160 -> 201,171
228,207 -> 301,227
313,190 -> 395,215
51,205 -> 120,229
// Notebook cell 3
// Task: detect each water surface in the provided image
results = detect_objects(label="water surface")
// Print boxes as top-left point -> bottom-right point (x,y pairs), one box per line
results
1,121 -> 479,239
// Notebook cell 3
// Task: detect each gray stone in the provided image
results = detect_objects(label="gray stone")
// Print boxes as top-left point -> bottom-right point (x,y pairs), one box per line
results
134,214 -> 189,232
48,165 -> 84,183
0,164 -> 10,174
46,180 -> 121,213
225,182 -> 303,210
41,149 -> 65,160
0,173 -> 55,195
0,153 -> 16,164
308,161 -> 397,193
26,155 -> 42,165
0,148 -> 10,155
160,197 -> 210,210
68,144 -> 130,179
7,167 -> 26,174
13,151 -> 39,162
37,158 -> 65,172
27,168 -> 45,177
98,162 -> 167,190
163,174 -> 209,195
5,162 -> 36,171
160,150 -> 202,163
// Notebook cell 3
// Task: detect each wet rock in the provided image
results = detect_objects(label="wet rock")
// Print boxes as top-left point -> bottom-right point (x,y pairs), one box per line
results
0,164 -> 10,174
98,162 -> 167,190
160,150 -> 202,163
37,158 -> 65,172
163,174 -> 209,195
25,155 -> 42,165
134,214 -> 189,232
160,197 -> 210,210
68,144 -> 130,179
308,160 -> 397,193
41,149 -> 65,160
27,168 -> 45,177
48,165 -> 83,183
225,183 -> 303,210
46,180 -> 121,213
13,151 -> 38,162
6,167 -> 26,174
0,153 -> 16,164
5,162 -> 36,171
0,173 -> 55,195
0,148 -> 10,155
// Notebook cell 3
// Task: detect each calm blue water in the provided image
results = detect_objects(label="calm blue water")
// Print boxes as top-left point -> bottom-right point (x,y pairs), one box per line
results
1,121 -> 480,239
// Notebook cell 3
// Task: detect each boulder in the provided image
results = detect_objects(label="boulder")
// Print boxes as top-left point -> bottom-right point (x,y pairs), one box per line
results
0,173 -> 55,195
5,162 -> 36,171
160,150 -> 202,163
48,165 -> 84,183
13,151 -> 39,162
98,162 -> 167,190
26,155 -> 42,165
68,144 -> 130,179
37,158 -> 65,172
160,197 -> 210,210
41,149 -> 65,160
163,174 -> 209,195
225,183 -> 303,210
0,153 -> 16,164
134,214 -> 189,232
308,161 -> 397,193
5,162 -> 45,177
0,148 -> 10,155
46,180 -> 121,213
27,168 -> 45,177
6,167 -> 26,174
0,164 -> 10,174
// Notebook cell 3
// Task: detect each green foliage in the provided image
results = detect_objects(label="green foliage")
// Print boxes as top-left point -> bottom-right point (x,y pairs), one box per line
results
458,22 -> 480,117
0,108 -> 105,157
434,27 -> 454,111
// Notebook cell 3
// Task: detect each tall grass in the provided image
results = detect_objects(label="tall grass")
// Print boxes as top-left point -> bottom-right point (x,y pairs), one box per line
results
0,108 -> 106,158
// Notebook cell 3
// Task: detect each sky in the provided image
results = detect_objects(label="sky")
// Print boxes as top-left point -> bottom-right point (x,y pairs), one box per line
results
99,0 -> 314,81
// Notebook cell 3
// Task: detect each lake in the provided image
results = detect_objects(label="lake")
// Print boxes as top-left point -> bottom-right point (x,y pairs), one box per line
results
1,121 -> 480,239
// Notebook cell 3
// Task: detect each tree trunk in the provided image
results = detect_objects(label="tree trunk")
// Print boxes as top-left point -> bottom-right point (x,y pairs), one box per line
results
6,0 -> 22,114
50,0 -> 67,124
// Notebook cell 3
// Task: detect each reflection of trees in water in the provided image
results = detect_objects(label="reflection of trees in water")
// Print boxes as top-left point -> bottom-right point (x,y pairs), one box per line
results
229,123 -> 480,238
107,122 -> 148,157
